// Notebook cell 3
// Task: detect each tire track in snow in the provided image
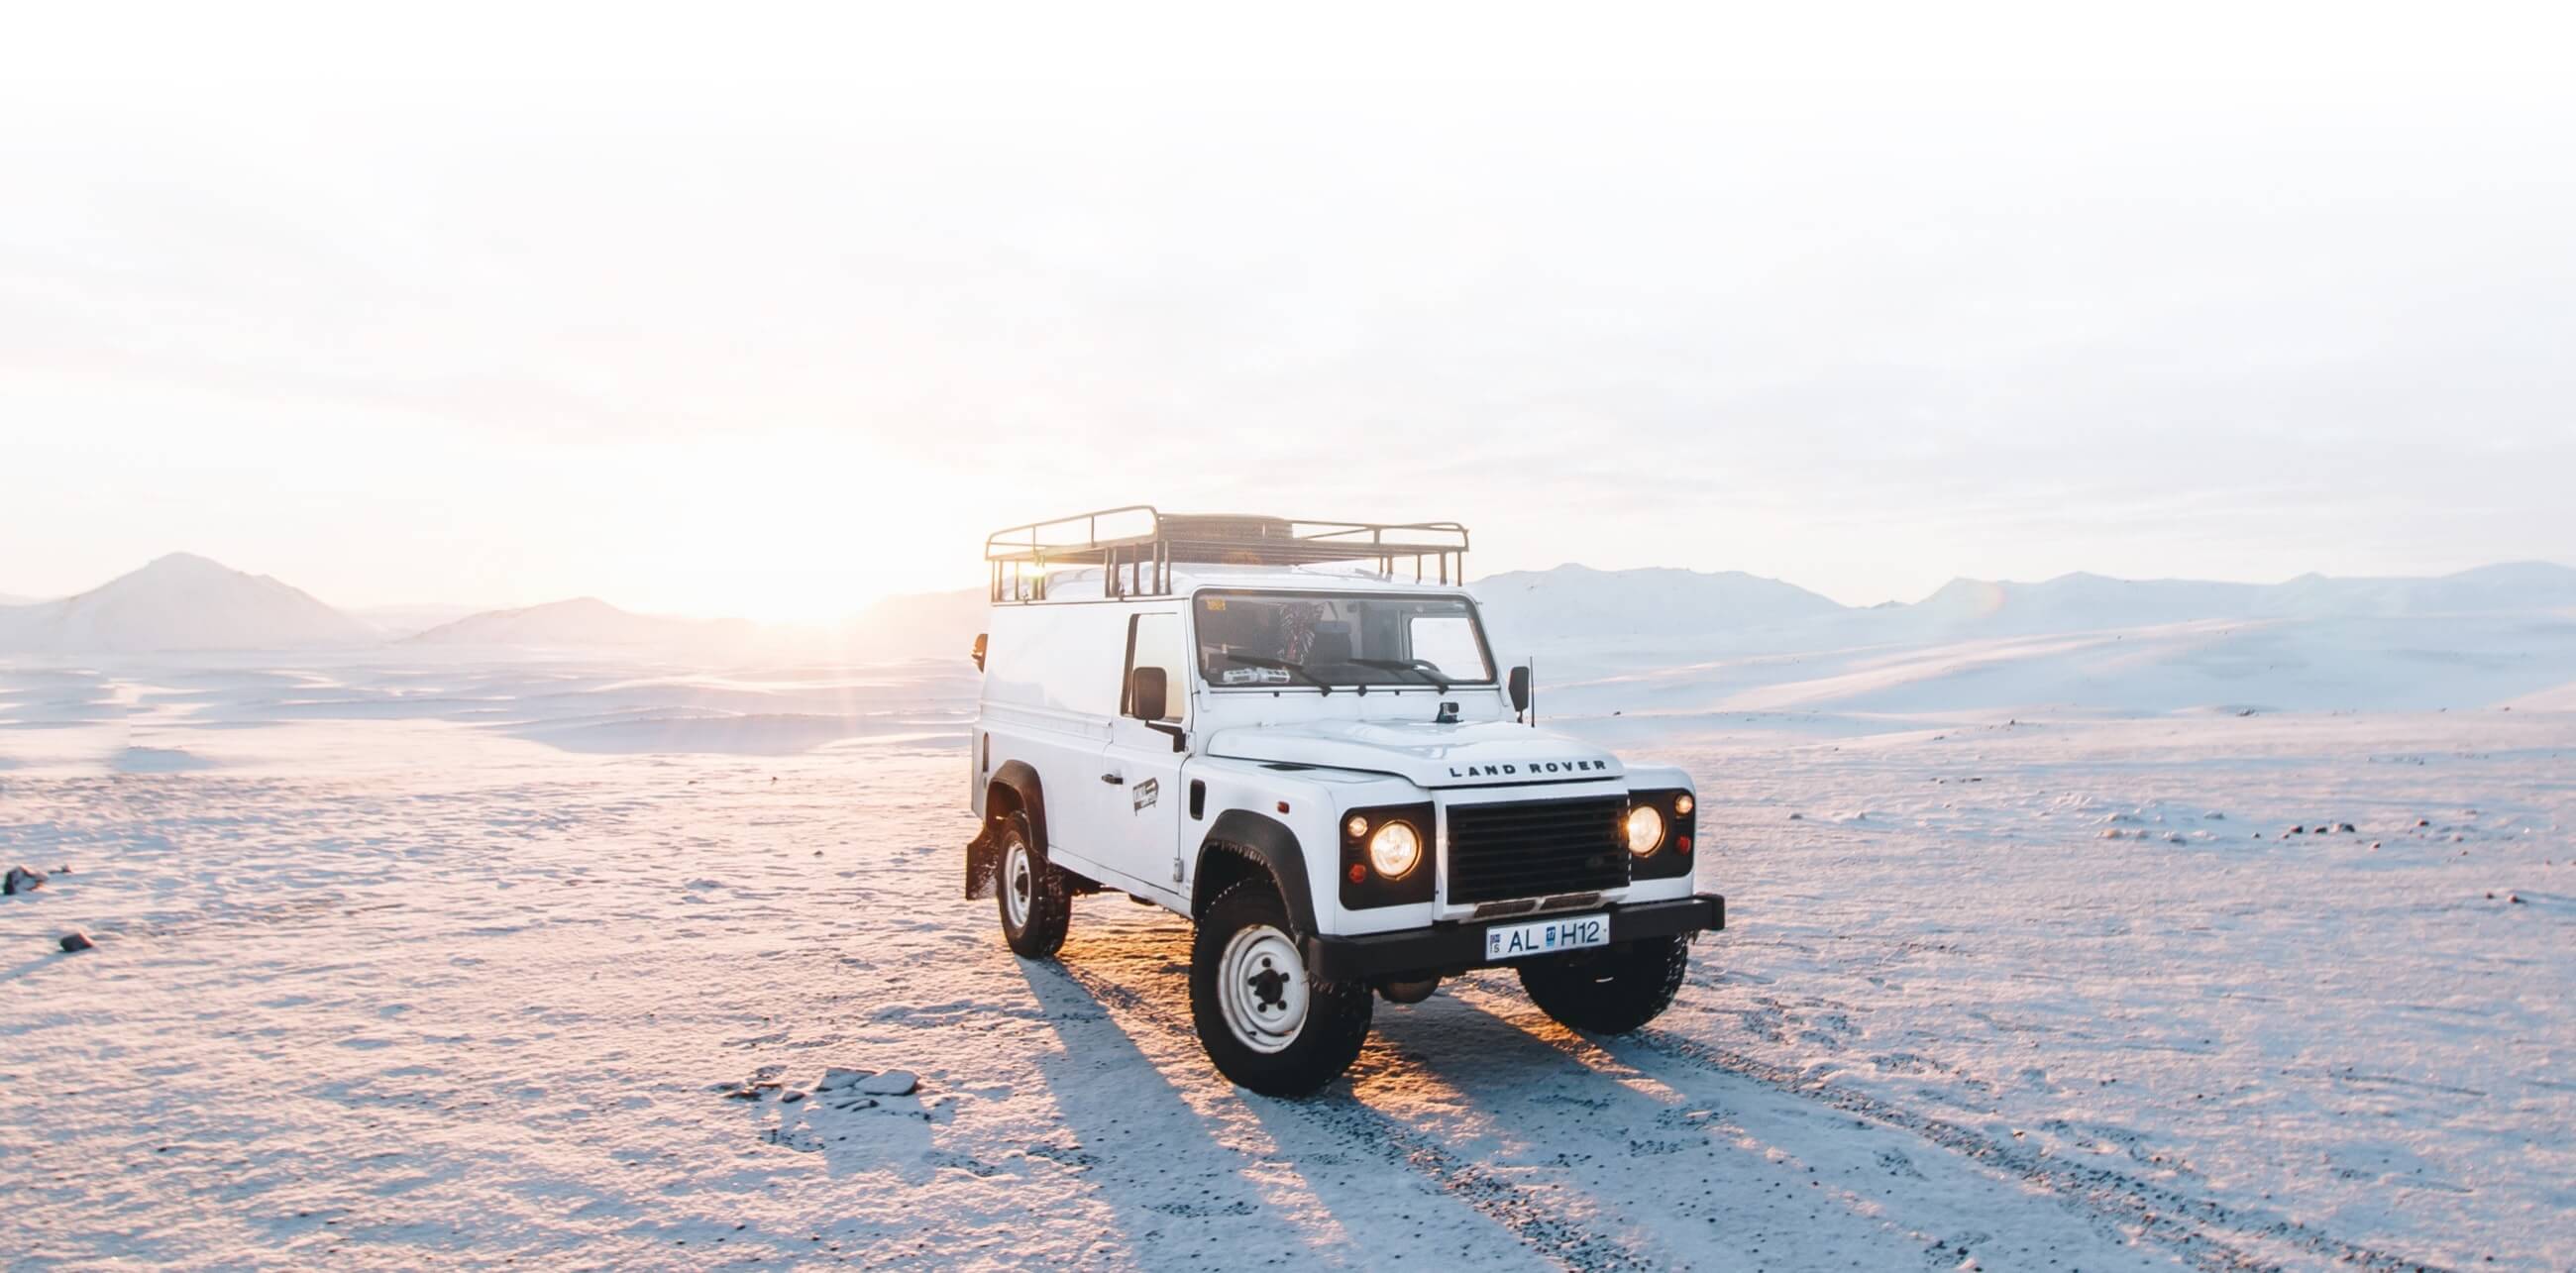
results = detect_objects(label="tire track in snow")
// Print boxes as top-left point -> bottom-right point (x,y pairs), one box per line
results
1508,989 -> 2445,1273
1043,960 -> 1655,1272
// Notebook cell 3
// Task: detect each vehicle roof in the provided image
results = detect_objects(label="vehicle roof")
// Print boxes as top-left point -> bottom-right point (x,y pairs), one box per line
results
999,566 -> 1476,605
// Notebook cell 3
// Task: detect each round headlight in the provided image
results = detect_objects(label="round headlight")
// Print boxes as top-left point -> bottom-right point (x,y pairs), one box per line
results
1367,821 -> 1422,878
1672,793 -> 1694,815
1343,813 -> 1369,840
1625,804 -> 1665,856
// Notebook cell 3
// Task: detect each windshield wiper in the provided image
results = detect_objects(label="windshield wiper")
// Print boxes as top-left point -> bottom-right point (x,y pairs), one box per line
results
1215,651 -> 1334,695
1349,658 -> 1449,692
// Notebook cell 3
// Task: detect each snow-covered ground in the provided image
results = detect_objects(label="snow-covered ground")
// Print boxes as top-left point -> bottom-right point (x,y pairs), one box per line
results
3,658 -> 2571,1269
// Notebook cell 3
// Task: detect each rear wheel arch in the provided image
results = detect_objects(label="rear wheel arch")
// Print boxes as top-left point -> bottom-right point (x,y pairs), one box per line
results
968,761 -> 1049,901
988,761 -> 1048,850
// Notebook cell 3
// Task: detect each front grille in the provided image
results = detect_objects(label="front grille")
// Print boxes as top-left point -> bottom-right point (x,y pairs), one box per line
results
1446,796 -> 1629,903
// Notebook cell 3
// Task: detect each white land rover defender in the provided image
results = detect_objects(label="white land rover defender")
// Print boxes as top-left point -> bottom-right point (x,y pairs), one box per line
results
964,508 -> 1724,1096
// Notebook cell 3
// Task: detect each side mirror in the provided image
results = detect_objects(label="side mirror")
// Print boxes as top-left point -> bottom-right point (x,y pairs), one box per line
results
971,633 -> 987,671
1129,666 -> 1168,722
1507,664 -> 1532,714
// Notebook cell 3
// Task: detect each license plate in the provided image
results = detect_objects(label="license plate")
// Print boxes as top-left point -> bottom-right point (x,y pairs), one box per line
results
1484,912 -> 1610,961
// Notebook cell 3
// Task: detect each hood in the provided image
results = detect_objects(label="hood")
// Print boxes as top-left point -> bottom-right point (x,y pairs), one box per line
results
1204,719 -> 1624,788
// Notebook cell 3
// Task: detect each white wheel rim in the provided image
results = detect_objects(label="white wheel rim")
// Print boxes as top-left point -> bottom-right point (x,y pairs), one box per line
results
1003,840 -> 1032,930
1217,923 -> 1309,1054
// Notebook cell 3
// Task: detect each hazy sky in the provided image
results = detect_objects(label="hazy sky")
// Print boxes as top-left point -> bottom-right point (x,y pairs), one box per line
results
5,3 -> 2571,620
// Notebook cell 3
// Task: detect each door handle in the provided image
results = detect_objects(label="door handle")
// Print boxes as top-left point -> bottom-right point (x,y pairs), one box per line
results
1100,773 -> 1125,785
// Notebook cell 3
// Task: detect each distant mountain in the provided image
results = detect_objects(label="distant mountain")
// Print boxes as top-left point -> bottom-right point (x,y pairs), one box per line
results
2253,562 -> 2576,617
1473,564 -> 1847,653
0,553 -> 377,653
351,601 -> 493,639
1881,563 -> 2576,640
748,562 -> 2576,673
406,597 -> 759,652
1890,573 -> 2272,638
8,553 -> 2566,677
1538,607 -> 2576,719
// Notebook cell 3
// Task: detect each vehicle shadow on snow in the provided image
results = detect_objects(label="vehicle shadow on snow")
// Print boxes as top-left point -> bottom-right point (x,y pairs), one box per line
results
1014,957 -> 1343,1259
1020,927 -> 1669,1261
1245,987 -> 1711,1267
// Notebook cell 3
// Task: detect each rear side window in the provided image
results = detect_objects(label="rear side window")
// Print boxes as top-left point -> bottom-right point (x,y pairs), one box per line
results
1123,612 -> 1187,722
979,604 -> 1126,717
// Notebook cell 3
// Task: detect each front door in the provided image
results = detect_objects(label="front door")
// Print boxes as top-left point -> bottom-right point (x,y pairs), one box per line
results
1098,610 -> 1190,900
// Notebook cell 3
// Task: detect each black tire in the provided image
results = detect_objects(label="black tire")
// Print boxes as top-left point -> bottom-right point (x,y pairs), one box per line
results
1188,877 -> 1372,1097
995,809 -> 1070,958
1517,933 -> 1691,1034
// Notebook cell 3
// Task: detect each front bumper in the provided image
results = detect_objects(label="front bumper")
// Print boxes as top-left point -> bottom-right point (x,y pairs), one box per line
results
1303,894 -> 1725,982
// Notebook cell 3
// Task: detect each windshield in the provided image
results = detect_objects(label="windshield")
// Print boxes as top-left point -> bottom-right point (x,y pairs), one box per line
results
1194,590 -> 1496,690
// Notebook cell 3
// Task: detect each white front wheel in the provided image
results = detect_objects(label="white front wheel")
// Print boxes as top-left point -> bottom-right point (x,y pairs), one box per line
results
1216,923 -> 1310,1054
1187,875 -> 1371,1097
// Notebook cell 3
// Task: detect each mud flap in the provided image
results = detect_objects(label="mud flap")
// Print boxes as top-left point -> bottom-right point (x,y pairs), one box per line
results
964,821 -> 1002,900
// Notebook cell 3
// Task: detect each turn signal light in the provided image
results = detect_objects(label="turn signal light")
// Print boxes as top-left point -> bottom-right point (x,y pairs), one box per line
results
1675,835 -> 1692,854
1346,863 -> 1366,885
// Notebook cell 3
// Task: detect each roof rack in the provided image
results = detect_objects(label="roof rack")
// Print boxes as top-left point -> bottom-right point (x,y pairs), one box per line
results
986,506 -> 1469,601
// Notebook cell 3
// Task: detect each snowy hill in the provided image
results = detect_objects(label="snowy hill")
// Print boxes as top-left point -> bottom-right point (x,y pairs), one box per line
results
1473,564 -> 1845,653
1539,611 -> 2576,720
1877,563 -> 2576,640
779,562 -> 2576,714
2253,561 -> 2576,617
351,601 -> 491,639
1469,561 -> 2576,717
9,553 -> 2569,716
1889,574 -> 2267,637
0,553 -> 376,653
406,597 -> 759,652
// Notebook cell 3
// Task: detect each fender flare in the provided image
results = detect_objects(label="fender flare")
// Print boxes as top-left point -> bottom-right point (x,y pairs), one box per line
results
989,760 -> 1049,852
1198,810 -> 1316,937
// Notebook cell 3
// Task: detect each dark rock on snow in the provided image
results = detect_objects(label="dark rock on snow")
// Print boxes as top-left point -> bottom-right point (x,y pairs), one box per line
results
59,930 -> 95,952
4,866 -> 46,895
